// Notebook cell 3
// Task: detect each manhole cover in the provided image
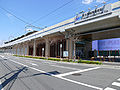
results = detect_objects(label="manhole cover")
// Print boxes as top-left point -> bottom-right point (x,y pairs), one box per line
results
72,73 -> 81,76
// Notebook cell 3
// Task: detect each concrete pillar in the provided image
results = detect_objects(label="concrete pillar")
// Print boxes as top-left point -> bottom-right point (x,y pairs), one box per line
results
26,43 -> 29,55
45,38 -> 50,58
19,46 -> 22,56
84,41 -> 92,59
66,39 -> 69,51
55,42 -> 57,57
23,44 -> 25,56
68,38 -> 74,59
33,39 -> 36,56
73,40 -> 76,61
16,46 -> 17,55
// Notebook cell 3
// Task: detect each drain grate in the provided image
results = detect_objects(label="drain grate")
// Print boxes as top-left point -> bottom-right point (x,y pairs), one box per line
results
72,73 -> 81,76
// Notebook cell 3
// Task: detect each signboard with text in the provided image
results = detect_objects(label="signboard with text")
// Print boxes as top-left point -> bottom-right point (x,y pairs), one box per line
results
92,38 -> 120,51
75,4 -> 112,23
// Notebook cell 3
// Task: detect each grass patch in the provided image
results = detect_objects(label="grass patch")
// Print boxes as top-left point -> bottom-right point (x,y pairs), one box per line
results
13,55 -> 102,65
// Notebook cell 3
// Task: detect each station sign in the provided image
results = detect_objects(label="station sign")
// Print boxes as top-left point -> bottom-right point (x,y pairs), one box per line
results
63,51 -> 68,57
75,4 -> 112,24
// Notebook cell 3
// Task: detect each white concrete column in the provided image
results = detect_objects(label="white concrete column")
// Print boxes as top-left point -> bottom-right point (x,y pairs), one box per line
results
45,38 -> 50,58
23,43 -> 25,56
16,46 -> 17,55
68,37 -> 74,59
73,40 -> 76,61
66,39 -> 69,51
33,39 -> 36,56
19,46 -> 22,56
27,44 -> 29,55
84,41 -> 92,59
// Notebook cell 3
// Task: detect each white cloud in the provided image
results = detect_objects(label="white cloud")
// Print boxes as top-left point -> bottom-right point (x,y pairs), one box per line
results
6,13 -> 12,18
96,0 -> 105,3
82,0 -> 93,4
82,0 -> 105,4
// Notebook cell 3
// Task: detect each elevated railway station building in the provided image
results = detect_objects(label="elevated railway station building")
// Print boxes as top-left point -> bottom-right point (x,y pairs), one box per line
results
0,1 -> 120,61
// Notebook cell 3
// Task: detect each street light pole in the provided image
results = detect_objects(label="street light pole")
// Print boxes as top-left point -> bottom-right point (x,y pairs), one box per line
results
60,44 -> 62,59
42,48 -> 44,57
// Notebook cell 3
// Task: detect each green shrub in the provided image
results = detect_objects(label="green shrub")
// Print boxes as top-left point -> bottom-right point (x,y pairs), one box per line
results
78,60 -> 102,65
13,55 -> 102,65
62,59 -> 69,62
48,58 -> 61,61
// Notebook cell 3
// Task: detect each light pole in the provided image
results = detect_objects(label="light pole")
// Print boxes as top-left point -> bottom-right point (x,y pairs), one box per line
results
60,44 -> 62,59
42,48 -> 44,57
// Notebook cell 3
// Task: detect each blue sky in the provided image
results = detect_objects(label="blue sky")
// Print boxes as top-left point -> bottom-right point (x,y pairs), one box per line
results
0,0 -> 118,45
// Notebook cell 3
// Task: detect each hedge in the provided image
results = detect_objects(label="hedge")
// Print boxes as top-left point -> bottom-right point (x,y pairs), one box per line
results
78,60 -> 102,65
13,55 -> 102,65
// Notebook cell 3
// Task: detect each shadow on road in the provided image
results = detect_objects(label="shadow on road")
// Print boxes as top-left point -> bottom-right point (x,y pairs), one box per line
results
0,67 -> 27,89
18,71 -> 60,79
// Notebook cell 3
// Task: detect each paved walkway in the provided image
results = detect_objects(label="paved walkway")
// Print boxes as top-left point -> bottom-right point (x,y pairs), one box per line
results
103,61 -> 120,66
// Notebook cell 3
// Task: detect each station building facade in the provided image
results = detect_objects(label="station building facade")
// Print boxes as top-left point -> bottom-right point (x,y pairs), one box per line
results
0,1 -> 120,61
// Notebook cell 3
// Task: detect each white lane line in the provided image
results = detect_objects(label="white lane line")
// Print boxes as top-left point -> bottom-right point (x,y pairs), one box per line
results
0,80 -> 4,90
117,78 -> 120,81
9,59 -> 102,90
55,67 -> 100,77
112,82 -> 120,87
104,87 -> 116,90
10,60 -> 46,73
50,65 -> 80,70
56,76 -> 103,90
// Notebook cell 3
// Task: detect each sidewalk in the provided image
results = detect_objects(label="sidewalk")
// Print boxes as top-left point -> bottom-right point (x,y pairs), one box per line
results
102,61 -> 120,66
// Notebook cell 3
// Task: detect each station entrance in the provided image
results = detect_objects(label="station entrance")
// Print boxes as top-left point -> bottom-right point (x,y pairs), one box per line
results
36,43 -> 45,57
50,40 -> 66,58
76,42 -> 85,59
29,46 -> 33,55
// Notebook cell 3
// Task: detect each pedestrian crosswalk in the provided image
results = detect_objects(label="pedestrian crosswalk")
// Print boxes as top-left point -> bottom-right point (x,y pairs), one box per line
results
104,78 -> 120,90
112,82 -> 120,87
117,78 -> 120,81
104,87 -> 116,90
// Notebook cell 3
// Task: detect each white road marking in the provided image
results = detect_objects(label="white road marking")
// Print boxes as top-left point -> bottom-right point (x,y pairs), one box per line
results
10,60 -> 46,73
0,55 -> 4,58
25,61 -> 38,66
55,67 -> 100,77
9,59 -> 102,90
104,87 -> 116,90
0,80 -> 4,90
56,76 -> 103,90
112,82 -> 120,87
117,78 -> 120,81
50,65 -> 80,70
30,63 -> 38,66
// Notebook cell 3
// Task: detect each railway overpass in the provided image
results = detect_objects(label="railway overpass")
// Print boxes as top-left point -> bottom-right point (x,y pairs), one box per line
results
0,1 -> 120,60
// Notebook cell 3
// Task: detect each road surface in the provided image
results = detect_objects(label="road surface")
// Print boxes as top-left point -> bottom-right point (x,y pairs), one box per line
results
0,53 -> 120,90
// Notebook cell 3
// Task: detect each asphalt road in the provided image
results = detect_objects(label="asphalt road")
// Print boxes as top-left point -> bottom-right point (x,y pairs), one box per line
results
0,53 -> 120,90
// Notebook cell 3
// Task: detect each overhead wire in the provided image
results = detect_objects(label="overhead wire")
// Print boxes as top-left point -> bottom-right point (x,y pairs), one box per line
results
45,0 -> 113,27
0,6 -> 30,25
0,6 -> 44,29
31,0 -> 75,24
0,0 -> 113,29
